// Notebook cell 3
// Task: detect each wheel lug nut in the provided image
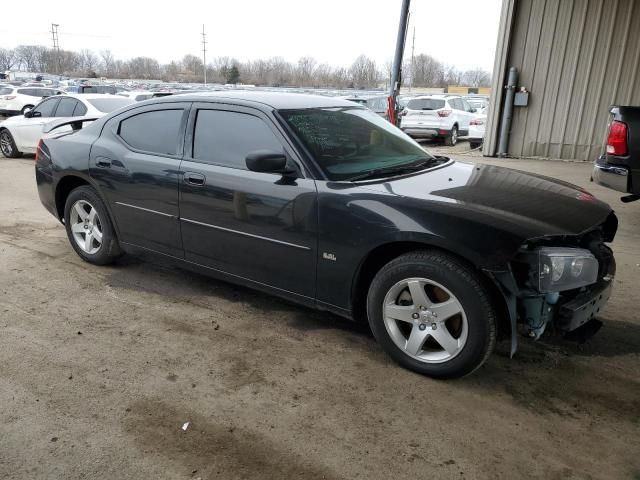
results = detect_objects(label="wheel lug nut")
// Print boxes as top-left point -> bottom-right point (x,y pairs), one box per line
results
412,313 -> 419,319
432,323 -> 437,330
418,324 -> 427,331
420,306 -> 427,311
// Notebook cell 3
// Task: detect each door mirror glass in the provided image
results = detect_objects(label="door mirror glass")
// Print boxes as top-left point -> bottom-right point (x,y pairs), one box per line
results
23,108 -> 33,118
245,150 -> 292,174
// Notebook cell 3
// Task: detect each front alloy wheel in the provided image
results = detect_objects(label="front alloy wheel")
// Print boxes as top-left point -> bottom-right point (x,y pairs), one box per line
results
383,278 -> 468,363
367,251 -> 496,378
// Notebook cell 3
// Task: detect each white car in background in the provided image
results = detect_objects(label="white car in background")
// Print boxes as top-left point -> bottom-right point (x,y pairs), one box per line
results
0,86 -> 64,116
400,94 -> 477,146
468,113 -> 487,149
0,94 -> 134,158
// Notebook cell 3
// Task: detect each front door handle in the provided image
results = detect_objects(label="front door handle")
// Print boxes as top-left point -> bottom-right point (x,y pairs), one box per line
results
184,172 -> 206,186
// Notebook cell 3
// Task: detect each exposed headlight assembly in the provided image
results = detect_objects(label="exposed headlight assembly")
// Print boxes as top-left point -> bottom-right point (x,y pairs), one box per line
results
536,247 -> 599,292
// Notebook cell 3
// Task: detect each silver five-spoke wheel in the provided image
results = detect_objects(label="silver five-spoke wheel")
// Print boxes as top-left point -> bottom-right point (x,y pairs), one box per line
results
1,131 -> 14,157
383,277 -> 468,363
70,200 -> 103,255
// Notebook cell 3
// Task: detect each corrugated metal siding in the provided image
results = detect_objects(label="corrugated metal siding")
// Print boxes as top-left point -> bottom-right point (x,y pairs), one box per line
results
503,0 -> 640,160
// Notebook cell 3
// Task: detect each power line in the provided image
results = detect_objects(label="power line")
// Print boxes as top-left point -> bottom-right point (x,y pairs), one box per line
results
201,24 -> 207,85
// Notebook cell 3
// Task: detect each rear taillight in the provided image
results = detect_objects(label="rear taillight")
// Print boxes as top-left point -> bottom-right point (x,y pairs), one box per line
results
606,120 -> 628,156
35,139 -> 43,162
470,118 -> 484,126
437,110 -> 452,117
4,95 -> 16,100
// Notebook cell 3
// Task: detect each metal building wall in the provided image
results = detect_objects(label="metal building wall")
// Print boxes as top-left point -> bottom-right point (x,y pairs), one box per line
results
489,0 -> 640,161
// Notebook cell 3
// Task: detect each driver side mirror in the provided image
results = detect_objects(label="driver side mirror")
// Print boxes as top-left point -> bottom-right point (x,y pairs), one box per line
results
23,108 -> 33,118
246,150 -> 295,175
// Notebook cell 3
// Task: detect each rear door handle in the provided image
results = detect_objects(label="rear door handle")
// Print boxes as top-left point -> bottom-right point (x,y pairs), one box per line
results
96,157 -> 112,168
184,172 -> 205,186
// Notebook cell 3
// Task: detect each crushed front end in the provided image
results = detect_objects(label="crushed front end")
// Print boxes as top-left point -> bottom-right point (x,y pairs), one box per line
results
500,212 -> 618,349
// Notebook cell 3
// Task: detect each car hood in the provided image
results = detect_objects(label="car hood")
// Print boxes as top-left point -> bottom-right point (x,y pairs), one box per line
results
361,161 -> 613,240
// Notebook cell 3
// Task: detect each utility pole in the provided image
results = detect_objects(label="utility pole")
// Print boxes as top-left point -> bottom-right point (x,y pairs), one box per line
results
387,0 -> 411,126
50,23 -> 60,75
201,24 -> 207,85
409,25 -> 415,93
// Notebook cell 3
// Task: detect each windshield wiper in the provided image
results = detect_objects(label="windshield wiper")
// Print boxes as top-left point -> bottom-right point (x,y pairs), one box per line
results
347,158 -> 440,182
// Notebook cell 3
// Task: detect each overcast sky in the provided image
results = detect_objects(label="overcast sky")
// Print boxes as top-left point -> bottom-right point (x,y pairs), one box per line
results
2,0 -> 502,72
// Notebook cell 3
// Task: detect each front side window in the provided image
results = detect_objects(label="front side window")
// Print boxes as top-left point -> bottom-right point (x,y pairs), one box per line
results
32,98 -> 59,117
118,109 -> 184,155
193,110 -> 283,169
280,107 -> 433,181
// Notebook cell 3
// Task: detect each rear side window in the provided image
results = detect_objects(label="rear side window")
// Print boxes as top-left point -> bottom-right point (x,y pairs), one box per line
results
450,99 -> 463,110
0,87 -> 13,95
407,98 -> 445,110
193,110 -> 283,169
54,98 -> 79,117
118,109 -> 184,155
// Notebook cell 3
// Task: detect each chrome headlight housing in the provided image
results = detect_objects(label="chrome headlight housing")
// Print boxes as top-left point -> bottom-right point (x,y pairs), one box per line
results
535,247 -> 599,292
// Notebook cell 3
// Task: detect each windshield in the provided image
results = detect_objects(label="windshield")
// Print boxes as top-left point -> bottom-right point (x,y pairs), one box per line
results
407,98 -> 445,111
87,97 -> 135,112
280,107 -> 434,181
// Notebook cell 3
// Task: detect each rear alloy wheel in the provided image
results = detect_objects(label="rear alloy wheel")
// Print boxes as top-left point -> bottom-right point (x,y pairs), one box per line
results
64,186 -> 121,265
444,125 -> 458,146
0,129 -> 21,158
367,251 -> 496,379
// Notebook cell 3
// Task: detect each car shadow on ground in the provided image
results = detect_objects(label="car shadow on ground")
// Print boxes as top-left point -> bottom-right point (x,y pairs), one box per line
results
106,253 -> 372,337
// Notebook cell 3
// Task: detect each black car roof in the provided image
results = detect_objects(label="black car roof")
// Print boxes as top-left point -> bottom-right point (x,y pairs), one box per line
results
164,90 -> 359,109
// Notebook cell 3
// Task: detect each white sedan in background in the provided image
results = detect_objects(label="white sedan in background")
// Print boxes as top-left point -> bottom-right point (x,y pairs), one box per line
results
0,94 -> 134,158
468,113 -> 487,150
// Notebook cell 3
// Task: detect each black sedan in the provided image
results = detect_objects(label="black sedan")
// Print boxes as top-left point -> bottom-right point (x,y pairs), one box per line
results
35,92 -> 617,378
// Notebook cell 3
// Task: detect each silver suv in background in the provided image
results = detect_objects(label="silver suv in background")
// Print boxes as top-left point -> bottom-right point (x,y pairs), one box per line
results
400,95 -> 477,145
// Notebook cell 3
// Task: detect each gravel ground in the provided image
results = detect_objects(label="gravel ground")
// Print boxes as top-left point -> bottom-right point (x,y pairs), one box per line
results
0,149 -> 639,479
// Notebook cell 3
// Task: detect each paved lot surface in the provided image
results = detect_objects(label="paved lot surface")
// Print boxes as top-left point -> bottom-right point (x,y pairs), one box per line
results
1,150 -> 639,479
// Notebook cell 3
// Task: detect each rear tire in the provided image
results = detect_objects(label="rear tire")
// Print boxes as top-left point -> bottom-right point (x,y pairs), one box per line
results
444,125 -> 458,146
366,250 -> 496,379
64,186 -> 122,265
0,129 -> 21,158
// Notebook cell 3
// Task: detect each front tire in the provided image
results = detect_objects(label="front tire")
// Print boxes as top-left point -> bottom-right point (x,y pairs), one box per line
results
367,251 -> 496,379
64,186 -> 121,265
0,129 -> 22,158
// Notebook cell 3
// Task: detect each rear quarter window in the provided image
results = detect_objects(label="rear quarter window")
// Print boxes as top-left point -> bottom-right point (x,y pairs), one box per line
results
0,87 -> 13,95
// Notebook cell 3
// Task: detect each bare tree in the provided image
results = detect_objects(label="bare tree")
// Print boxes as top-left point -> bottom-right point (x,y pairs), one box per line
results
296,56 -> 317,87
349,54 -> 378,89
462,68 -> 491,87
15,45 -> 41,71
0,48 -> 17,71
100,50 -> 115,76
